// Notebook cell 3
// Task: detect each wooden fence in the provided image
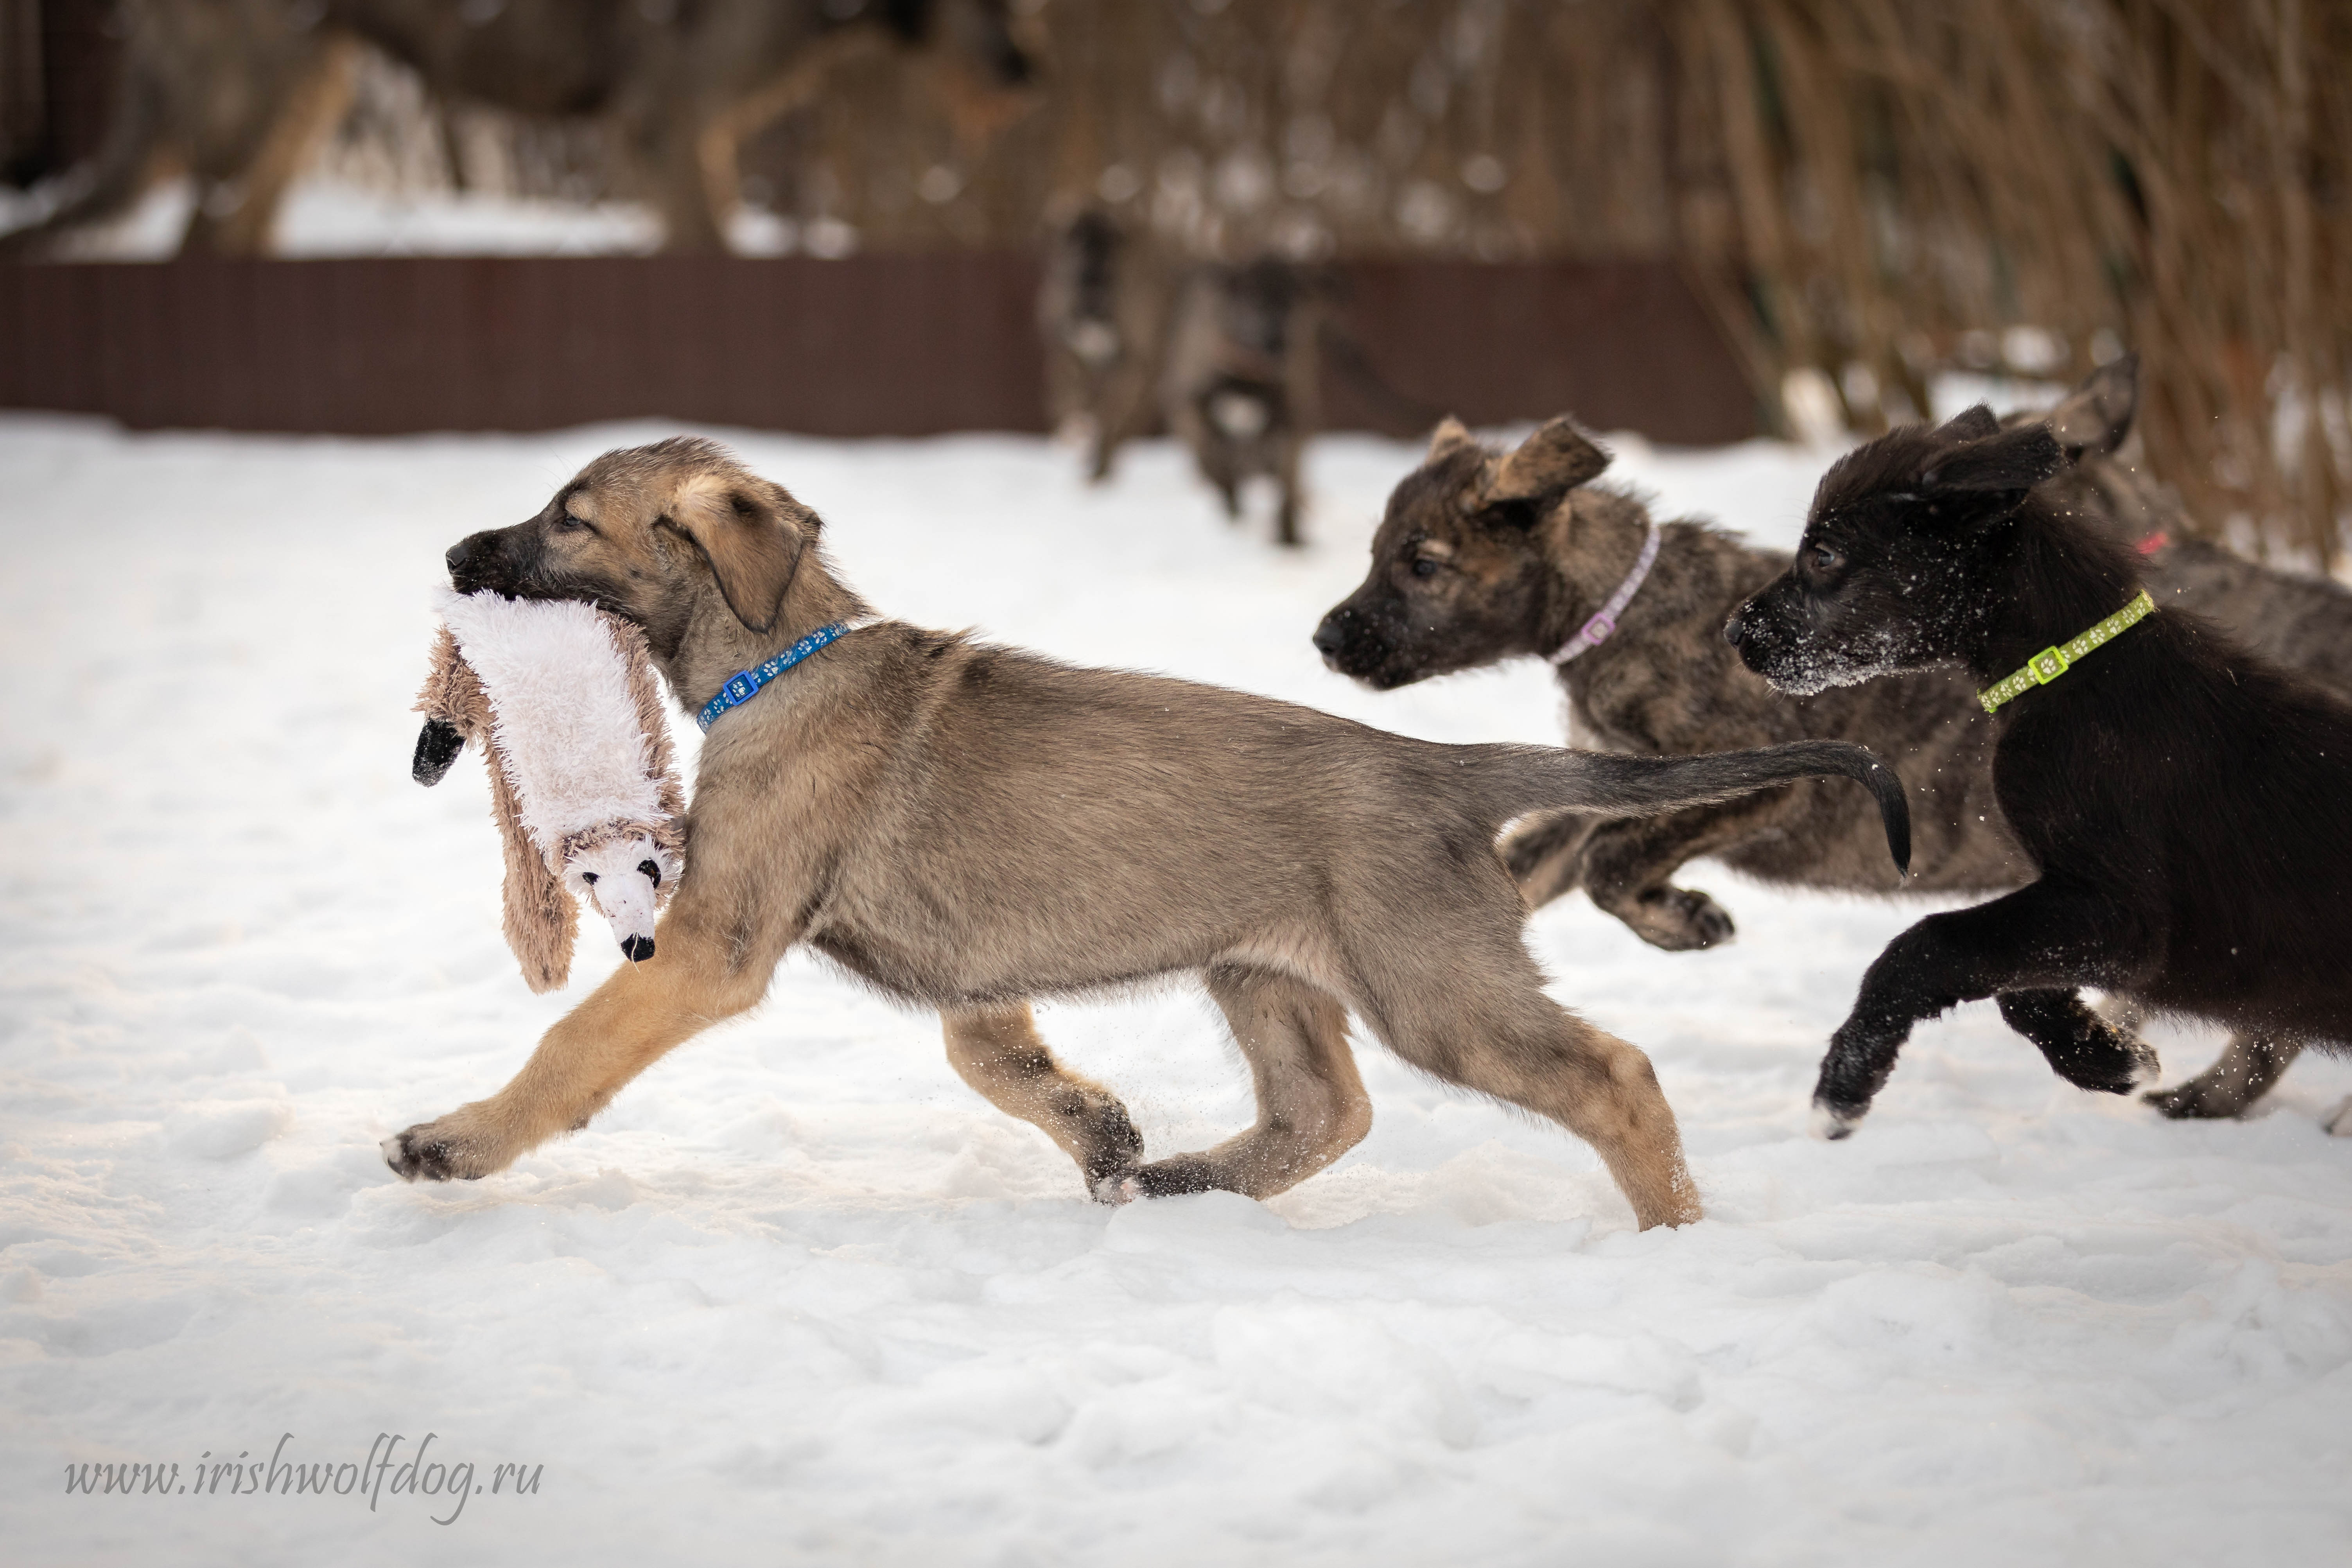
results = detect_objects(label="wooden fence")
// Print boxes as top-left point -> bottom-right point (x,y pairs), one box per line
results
0,254 -> 1754,443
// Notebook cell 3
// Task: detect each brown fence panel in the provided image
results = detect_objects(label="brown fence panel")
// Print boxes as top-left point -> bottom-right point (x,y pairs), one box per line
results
0,254 -> 1752,443
1322,258 -> 1756,445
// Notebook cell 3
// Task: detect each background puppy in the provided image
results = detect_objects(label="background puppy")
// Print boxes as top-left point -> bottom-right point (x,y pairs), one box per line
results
383,436 -> 1911,1230
1161,257 -> 1325,546
1316,360 -> 2352,1123
1724,413 -> 2352,1138
1039,209 -> 1170,484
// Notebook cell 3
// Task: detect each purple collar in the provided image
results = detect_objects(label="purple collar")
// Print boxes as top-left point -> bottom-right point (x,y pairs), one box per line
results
1548,519 -> 1662,665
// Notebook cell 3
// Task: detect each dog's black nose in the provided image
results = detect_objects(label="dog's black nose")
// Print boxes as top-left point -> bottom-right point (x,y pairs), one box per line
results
1312,609 -> 1353,657
1722,607 -> 1747,646
620,935 -> 655,963
445,538 -> 475,581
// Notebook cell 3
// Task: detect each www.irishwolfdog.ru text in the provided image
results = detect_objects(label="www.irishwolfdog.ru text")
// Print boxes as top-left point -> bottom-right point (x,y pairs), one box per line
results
61,1433 -> 539,1525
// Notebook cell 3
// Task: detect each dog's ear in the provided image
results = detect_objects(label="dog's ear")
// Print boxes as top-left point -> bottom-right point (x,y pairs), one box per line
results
664,476 -> 811,635
1920,425 -> 2065,513
1426,416 -> 1478,462
1932,405 -> 2001,444
2041,352 -> 2138,462
1489,416 -> 1611,504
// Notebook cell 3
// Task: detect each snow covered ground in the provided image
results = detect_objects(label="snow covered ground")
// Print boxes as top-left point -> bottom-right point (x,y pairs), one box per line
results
3,416 -> 2348,1566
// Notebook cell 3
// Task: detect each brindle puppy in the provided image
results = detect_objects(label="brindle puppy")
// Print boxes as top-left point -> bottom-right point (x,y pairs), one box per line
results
1317,416 -> 2020,947
382,437 -> 1911,1229
1317,360 -> 2352,1129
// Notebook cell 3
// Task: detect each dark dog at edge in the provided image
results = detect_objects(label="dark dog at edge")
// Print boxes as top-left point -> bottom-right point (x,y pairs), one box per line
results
384,436 -> 1911,1229
1314,358 -> 2352,1128
1724,410 -> 2352,1137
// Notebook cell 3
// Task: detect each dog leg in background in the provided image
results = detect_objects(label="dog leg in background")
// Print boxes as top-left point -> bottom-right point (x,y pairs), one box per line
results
1130,966 -> 1372,1201
1272,430 -> 1305,548
1815,885 -> 2159,1137
942,1003 -> 1145,1198
383,889 -> 793,1181
1572,797 -> 1809,951
1499,811 -> 1597,909
2144,1033 -> 2305,1120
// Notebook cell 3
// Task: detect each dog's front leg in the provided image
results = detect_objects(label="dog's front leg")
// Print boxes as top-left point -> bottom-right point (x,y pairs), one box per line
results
1995,989 -> 2162,1096
384,889 -> 796,1182
1814,883 -> 2147,1137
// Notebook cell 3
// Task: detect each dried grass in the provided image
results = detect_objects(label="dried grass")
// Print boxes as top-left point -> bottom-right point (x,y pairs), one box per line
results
295,1 -> 2352,558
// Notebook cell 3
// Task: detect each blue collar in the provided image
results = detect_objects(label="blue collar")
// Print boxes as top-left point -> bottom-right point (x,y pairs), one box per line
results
696,621 -> 853,732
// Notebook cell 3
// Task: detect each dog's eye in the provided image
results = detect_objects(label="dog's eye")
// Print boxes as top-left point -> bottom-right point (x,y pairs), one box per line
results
1410,556 -> 1441,578
554,514 -> 591,533
581,871 -> 599,884
1809,542 -> 1844,574
639,859 -> 661,887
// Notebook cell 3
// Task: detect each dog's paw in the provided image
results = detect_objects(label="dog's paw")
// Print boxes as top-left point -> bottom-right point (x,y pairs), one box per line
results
381,1120 -> 499,1182
1810,1097 -> 1867,1141
1621,887 -> 1737,953
2062,1033 -> 2160,1097
2142,1081 -> 2225,1120
1089,1172 -> 1140,1205
1131,1155 -> 1218,1198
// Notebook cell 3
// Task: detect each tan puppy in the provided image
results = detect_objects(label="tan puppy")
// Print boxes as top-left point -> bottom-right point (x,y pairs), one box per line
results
383,437 -> 1910,1229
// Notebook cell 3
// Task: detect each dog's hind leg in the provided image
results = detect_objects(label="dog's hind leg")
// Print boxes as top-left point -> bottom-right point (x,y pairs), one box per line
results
2144,1032 -> 2302,1120
1345,939 -> 1701,1229
1130,966 -> 1372,1201
1996,989 -> 2161,1095
942,1002 -> 1144,1200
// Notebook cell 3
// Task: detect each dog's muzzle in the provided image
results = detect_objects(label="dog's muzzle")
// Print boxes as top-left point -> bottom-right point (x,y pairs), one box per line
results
1314,601 -> 1422,690
444,528 -> 526,596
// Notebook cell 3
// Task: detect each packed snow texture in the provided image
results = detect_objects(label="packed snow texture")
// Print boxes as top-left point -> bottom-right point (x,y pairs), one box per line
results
2,418 -> 2348,1566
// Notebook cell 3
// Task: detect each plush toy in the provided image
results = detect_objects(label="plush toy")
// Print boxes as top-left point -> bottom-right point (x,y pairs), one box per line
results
411,588 -> 687,992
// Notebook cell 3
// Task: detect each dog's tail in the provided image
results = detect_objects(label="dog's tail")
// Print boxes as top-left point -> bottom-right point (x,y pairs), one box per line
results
1460,740 -> 1911,875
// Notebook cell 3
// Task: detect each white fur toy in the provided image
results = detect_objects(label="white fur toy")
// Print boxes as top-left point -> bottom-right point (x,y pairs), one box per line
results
412,588 -> 686,992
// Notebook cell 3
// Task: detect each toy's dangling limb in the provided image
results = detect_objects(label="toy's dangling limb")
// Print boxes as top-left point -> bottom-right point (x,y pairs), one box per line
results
413,626 -> 473,785
496,752 -> 578,993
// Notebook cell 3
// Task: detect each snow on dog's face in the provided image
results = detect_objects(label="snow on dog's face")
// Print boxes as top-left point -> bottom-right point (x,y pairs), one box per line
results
565,837 -> 676,964
441,436 -> 823,651
1724,410 -> 2065,695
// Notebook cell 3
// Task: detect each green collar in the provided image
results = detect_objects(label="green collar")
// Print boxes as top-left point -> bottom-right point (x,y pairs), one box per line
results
1978,589 -> 2156,714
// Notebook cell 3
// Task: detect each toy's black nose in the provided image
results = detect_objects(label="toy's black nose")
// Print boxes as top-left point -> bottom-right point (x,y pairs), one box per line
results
1722,606 -> 1748,646
621,935 -> 655,963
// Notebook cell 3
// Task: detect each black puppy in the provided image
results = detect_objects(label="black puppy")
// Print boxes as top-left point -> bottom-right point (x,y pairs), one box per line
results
1725,407 -> 2352,1137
